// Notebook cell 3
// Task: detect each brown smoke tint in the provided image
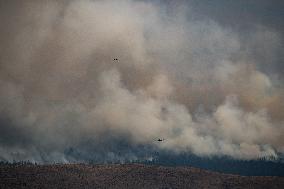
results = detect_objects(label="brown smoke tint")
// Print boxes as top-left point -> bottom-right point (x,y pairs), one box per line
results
0,0 -> 283,162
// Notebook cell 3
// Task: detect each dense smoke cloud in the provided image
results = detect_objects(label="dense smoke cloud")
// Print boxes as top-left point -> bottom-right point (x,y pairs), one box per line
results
0,0 -> 283,162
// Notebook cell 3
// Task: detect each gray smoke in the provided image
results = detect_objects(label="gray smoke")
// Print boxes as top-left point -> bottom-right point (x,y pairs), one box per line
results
0,0 -> 283,163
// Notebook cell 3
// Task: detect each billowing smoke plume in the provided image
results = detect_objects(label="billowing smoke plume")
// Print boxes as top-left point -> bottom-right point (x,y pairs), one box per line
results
0,0 -> 283,163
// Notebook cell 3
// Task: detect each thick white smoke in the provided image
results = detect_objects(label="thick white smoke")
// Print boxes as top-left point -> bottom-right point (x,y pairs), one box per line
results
0,0 -> 283,162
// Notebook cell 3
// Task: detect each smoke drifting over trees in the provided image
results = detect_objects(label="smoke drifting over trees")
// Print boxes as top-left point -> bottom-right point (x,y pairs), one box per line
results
0,0 -> 283,162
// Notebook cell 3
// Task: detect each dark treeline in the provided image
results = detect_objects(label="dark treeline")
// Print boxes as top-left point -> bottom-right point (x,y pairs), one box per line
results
139,153 -> 284,176
0,161 -> 37,166
1,153 -> 284,176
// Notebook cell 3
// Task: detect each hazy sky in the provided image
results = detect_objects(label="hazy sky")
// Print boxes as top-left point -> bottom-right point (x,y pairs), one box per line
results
0,0 -> 283,163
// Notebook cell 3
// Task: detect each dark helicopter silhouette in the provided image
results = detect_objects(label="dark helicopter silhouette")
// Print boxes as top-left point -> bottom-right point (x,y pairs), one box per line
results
157,138 -> 165,142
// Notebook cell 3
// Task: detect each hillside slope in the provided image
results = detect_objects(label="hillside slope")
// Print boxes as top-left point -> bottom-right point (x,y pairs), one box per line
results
0,164 -> 283,189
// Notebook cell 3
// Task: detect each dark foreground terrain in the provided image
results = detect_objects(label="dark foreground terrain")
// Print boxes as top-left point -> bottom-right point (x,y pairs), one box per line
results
0,164 -> 283,189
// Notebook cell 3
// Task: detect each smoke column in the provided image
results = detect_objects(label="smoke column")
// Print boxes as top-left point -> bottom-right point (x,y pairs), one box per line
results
0,0 -> 283,162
